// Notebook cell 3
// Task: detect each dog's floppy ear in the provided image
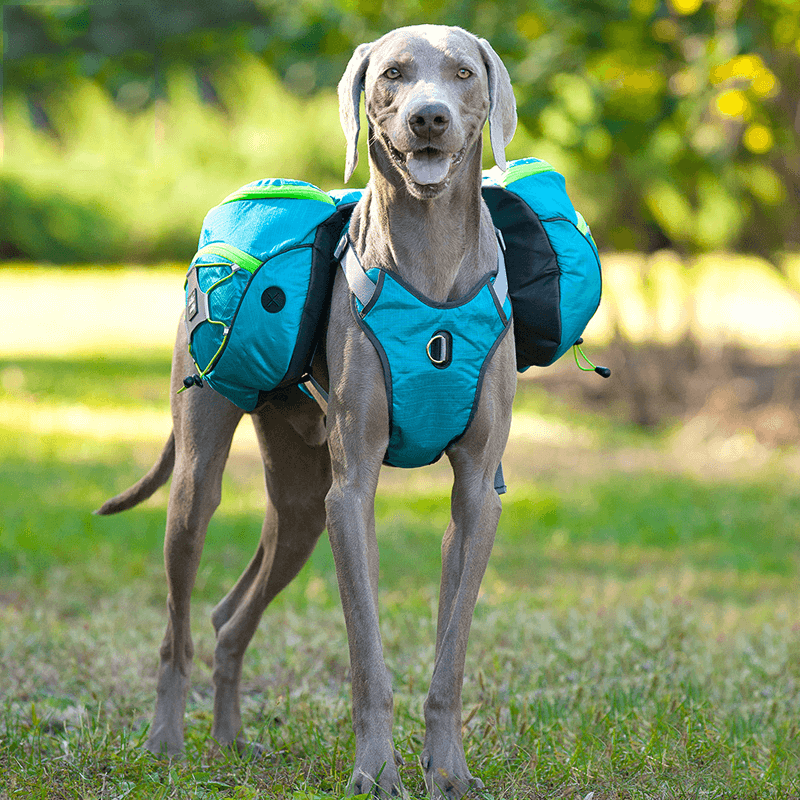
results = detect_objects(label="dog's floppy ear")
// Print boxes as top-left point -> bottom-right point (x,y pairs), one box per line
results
477,38 -> 517,172
338,42 -> 372,184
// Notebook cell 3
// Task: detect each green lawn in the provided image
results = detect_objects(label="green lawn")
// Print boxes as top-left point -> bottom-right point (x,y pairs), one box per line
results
2,345 -> 800,799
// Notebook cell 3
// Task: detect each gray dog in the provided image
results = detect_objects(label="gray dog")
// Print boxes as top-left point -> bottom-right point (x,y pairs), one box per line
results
99,24 -> 517,799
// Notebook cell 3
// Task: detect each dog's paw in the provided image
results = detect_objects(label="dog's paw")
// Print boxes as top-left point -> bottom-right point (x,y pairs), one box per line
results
347,752 -> 406,798
230,737 -> 269,761
421,749 -> 483,799
144,733 -> 185,760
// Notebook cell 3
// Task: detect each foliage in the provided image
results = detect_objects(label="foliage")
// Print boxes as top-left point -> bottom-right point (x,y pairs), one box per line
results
1,0 -> 798,262
1,58 -> 348,262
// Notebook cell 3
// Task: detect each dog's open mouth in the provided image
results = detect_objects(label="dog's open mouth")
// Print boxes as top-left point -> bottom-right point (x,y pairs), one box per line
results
383,135 -> 466,187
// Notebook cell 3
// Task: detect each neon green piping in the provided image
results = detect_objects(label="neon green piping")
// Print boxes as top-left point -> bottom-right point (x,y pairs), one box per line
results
196,321 -> 228,374
502,160 -> 555,186
194,243 -> 262,273
221,184 -> 335,206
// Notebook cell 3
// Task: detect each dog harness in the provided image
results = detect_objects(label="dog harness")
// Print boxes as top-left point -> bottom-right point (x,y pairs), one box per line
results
181,161 -> 604,495
336,233 -> 512,469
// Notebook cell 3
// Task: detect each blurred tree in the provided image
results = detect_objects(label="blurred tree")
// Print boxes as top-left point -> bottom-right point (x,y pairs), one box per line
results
1,0 -> 798,261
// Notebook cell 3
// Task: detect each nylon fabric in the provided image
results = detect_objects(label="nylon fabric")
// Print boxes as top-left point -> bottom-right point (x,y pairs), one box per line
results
482,157 -> 602,368
353,269 -> 511,469
186,179 -> 341,411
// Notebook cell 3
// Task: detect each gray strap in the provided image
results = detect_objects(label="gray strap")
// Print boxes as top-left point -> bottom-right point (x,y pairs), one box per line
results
338,231 -> 506,309
301,373 -> 329,413
494,461 -> 507,495
337,235 -> 377,308
492,230 -> 508,307
184,265 -> 211,340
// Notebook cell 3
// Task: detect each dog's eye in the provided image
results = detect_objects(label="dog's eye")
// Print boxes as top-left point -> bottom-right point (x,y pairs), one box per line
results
457,68 -> 472,79
384,67 -> 401,80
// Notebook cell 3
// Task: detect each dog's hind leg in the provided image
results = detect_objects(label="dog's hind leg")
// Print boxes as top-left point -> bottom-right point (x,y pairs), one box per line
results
146,334 -> 245,758
209,389 -> 331,754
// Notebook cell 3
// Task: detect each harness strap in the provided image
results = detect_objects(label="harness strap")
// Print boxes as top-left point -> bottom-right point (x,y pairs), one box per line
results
336,230 -> 509,309
492,230 -> 508,307
301,372 -> 329,412
494,461 -> 507,495
335,234 -> 377,308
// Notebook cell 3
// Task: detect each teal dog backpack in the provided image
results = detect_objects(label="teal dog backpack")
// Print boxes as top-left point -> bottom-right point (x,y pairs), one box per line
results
480,157 -> 603,372
182,159 -> 605,427
183,179 -> 350,411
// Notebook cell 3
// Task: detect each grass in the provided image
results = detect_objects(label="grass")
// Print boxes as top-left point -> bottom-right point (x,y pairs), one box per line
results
2,340 -> 800,797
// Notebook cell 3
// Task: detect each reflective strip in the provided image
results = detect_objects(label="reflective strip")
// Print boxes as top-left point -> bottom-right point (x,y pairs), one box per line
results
194,242 -> 262,273
184,266 -> 211,341
220,184 -> 335,206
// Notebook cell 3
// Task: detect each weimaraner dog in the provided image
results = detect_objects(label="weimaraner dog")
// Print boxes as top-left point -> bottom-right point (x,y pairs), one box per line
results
98,24 -> 517,799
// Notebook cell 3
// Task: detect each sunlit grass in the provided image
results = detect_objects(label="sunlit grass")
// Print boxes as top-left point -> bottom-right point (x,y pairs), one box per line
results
2,343 -> 800,797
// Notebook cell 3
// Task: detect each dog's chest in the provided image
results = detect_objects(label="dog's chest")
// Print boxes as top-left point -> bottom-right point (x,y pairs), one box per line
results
350,268 -> 511,468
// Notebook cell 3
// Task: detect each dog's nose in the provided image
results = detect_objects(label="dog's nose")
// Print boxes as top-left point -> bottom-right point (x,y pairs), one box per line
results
408,103 -> 451,138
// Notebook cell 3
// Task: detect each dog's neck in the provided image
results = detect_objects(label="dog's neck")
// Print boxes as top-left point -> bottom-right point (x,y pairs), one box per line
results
349,135 -> 494,302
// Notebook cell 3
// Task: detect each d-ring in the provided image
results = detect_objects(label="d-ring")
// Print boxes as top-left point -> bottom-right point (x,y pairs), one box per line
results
426,330 -> 452,368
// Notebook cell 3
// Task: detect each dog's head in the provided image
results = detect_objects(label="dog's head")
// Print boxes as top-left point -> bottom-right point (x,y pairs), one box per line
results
338,25 -> 517,197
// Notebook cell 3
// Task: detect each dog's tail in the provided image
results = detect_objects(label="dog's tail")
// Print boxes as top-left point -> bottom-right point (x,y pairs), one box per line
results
94,432 -> 176,515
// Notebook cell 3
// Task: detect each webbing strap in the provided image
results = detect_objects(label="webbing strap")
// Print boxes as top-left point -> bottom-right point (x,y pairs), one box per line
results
184,265 -> 211,340
336,234 -> 377,308
494,461 -> 507,495
337,230 -> 509,310
302,373 -> 329,413
492,229 -> 508,307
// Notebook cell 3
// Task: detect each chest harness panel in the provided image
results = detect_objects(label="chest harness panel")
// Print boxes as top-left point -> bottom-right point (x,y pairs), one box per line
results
336,233 -> 512,469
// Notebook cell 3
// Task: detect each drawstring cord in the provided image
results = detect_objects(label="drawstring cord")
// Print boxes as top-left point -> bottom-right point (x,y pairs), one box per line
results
573,338 -> 611,378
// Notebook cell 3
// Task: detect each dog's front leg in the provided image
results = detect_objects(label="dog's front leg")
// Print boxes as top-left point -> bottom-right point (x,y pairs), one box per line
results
325,325 -> 404,797
327,473 -> 403,797
422,349 -> 515,800
421,461 -> 499,799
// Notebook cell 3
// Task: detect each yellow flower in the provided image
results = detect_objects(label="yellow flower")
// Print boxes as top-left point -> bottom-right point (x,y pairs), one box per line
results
668,0 -> 703,14
715,89 -> 751,119
751,70 -> 778,97
743,124 -> 774,154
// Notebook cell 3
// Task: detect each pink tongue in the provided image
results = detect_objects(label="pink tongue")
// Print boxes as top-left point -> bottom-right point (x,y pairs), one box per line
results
406,151 -> 451,185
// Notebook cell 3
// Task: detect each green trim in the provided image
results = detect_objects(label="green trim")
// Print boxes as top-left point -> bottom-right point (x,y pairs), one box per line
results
575,210 -> 590,237
194,243 -> 262,273
221,184 -> 335,206
501,160 -> 555,186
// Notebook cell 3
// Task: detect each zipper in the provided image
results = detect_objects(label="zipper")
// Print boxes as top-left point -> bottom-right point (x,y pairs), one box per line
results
194,242 -> 262,273
220,184 -> 335,206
